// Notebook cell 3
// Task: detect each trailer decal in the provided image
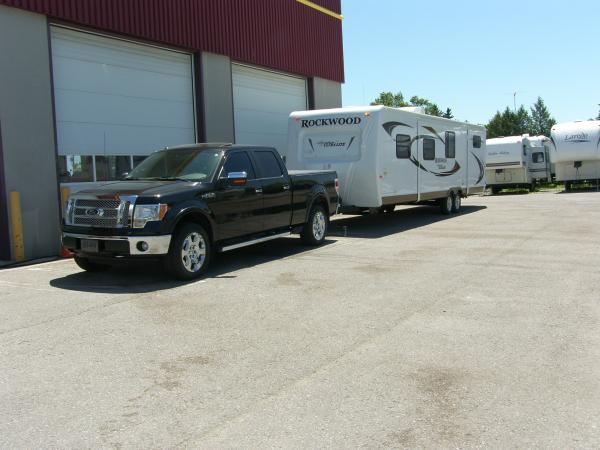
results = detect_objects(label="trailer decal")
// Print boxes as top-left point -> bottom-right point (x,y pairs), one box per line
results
382,121 -> 413,136
422,126 -> 445,144
471,152 -> 485,184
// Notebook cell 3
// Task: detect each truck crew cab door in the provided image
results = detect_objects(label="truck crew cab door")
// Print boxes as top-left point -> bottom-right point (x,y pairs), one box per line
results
250,149 -> 292,231
212,150 -> 263,240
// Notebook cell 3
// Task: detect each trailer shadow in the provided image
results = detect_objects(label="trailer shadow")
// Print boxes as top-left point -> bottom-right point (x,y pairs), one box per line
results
329,204 -> 486,239
48,238 -> 335,294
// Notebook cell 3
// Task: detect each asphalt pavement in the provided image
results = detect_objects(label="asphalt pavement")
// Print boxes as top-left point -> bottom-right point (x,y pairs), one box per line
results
1,191 -> 599,449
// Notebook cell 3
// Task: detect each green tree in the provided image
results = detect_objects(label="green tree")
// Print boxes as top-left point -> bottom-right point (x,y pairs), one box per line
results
370,91 -> 408,107
529,97 -> 556,136
371,92 -> 450,117
409,95 -> 443,117
486,106 -> 532,138
442,108 -> 454,119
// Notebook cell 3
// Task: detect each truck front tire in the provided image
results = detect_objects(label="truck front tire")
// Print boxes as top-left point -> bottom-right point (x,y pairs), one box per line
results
164,223 -> 211,280
301,205 -> 328,246
73,256 -> 110,272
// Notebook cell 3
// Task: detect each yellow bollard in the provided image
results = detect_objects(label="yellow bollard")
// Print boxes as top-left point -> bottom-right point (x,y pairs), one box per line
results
9,191 -> 24,262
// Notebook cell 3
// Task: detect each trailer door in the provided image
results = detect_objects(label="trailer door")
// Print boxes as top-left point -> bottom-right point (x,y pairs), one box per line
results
381,116 -> 418,204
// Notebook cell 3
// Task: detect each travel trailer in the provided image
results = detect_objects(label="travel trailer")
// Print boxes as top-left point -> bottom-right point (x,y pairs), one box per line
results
286,106 -> 486,214
485,135 -> 551,194
550,121 -> 600,189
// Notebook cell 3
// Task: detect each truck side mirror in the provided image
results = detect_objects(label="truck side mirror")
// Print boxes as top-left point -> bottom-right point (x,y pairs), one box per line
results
227,171 -> 248,186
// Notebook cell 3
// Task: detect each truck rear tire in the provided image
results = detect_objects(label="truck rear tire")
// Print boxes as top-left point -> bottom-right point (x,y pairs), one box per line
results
440,193 -> 453,215
301,205 -> 328,246
73,256 -> 110,272
164,223 -> 211,280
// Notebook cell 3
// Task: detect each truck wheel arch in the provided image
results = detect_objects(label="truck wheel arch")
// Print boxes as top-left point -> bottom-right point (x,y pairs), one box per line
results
171,209 -> 215,243
306,193 -> 329,223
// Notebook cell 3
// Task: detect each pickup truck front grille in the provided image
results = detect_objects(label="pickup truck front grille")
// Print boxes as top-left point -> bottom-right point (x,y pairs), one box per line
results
72,198 -> 132,228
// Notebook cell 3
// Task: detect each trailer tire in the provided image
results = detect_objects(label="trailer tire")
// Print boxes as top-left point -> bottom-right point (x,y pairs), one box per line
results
74,256 -> 110,272
491,186 -> 500,195
440,193 -> 453,215
301,205 -> 328,246
452,193 -> 462,213
529,182 -> 536,193
564,182 -> 571,191
164,223 -> 211,280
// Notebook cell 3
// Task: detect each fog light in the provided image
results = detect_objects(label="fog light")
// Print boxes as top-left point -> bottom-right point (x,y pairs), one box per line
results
137,241 -> 149,252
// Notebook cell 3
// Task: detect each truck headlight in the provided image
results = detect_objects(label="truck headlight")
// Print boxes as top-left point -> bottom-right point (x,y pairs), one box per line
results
133,204 -> 168,228
64,198 -> 75,225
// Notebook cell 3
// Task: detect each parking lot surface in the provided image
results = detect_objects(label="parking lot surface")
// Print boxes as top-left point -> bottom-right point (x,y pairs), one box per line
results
1,191 -> 599,449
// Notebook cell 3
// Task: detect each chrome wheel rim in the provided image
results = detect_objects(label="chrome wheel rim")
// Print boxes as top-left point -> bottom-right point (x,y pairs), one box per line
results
181,232 -> 206,273
312,210 -> 326,240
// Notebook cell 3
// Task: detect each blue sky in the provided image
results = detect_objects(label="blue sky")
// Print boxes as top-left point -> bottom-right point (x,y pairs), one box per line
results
340,0 -> 599,124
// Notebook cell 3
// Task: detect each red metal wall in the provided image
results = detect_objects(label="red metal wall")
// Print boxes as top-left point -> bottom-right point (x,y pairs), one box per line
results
0,0 -> 344,82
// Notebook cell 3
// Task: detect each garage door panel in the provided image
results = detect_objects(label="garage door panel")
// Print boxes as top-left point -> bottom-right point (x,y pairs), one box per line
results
55,89 -> 194,129
58,122 -> 193,156
52,55 -> 193,103
232,64 -> 306,154
51,26 -> 195,159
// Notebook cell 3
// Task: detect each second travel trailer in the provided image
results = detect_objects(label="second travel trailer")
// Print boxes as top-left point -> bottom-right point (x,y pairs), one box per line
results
550,120 -> 600,190
485,135 -> 551,194
286,106 -> 486,214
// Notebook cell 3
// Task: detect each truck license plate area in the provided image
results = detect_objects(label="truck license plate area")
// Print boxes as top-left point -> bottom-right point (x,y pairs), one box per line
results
81,239 -> 99,253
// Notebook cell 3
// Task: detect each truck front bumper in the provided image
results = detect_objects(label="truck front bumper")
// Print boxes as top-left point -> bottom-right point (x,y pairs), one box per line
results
62,233 -> 172,256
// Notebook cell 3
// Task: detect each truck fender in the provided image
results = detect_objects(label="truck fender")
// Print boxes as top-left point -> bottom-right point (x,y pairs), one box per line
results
305,186 -> 329,222
167,201 -> 216,241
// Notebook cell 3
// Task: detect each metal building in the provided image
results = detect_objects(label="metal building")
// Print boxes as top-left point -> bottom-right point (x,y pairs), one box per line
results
0,0 -> 344,262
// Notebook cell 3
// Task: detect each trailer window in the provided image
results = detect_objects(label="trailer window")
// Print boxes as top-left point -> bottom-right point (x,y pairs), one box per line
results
423,137 -> 435,160
532,152 -> 545,163
445,132 -> 456,158
473,135 -> 481,148
396,134 -> 411,159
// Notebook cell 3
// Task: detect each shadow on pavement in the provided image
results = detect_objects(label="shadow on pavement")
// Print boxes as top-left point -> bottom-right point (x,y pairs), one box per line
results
49,238 -> 334,294
50,204 -> 486,293
329,204 -> 486,239
557,187 -> 600,194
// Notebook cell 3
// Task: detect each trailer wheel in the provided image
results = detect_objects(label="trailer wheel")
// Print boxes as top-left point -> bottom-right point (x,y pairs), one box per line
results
440,193 -> 453,215
301,205 -> 328,246
564,182 -> 571,191
529,182 -> 536,193
491,186 -> 500,195
73,256 -> 110,272
164,223 -> 211,280
452,193 -> 462,213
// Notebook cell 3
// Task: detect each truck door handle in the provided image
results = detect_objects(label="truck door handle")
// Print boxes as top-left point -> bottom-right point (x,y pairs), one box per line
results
282,184 -> 290,191
255,188 -> 263,194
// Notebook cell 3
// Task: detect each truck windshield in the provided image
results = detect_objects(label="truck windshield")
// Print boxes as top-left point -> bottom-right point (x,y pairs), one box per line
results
126,148 -> 222,182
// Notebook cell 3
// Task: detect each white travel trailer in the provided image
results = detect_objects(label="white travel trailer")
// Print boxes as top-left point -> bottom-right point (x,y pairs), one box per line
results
286,106 -> 486,214
485,135 -> 551,194
550,120 -> 600,189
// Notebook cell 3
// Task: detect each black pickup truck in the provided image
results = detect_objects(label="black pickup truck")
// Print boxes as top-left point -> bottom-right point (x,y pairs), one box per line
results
62,144 -> 338,279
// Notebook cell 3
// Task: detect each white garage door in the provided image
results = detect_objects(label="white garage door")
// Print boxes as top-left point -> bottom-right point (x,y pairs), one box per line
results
51,26 -> 195,182
232,64 -> 307,155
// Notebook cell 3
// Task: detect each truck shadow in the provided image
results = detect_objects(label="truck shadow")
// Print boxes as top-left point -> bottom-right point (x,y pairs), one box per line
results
48,238 -> 335,294
329,204 -> 486,239
49,204 -> 486,293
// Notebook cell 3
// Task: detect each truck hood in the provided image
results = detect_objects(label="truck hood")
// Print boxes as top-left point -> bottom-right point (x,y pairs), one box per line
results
73,180 -> 211,198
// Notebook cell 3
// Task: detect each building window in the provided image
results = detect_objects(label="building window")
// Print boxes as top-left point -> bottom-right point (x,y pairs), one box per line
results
423,137 -> 435,160
473,135 -> 482,148
96,156 -> 132,181
445,131 -> 456,158
59,155 -> 94,182
532,152 -> 545,163
396,134 -> 411,159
